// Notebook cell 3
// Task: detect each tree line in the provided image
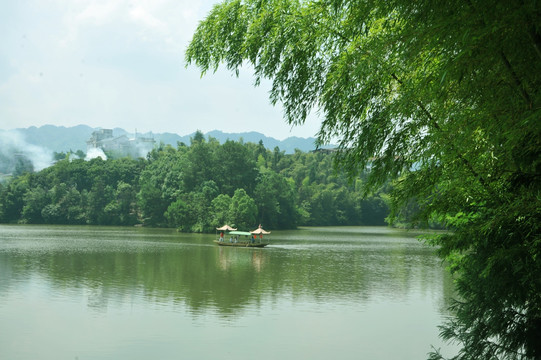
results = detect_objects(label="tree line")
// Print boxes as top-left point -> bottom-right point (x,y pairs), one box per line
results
0,133 -> 389,231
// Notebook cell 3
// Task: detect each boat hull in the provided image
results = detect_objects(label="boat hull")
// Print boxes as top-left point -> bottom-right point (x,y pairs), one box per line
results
214,240 -> 268,248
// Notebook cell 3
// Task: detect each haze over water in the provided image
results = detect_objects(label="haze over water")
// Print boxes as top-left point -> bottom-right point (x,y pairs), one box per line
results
0,225 -> 457,359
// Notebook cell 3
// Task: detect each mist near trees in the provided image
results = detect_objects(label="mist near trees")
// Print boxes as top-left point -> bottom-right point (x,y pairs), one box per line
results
0,130 -> 53,176
0,134 -> 389,231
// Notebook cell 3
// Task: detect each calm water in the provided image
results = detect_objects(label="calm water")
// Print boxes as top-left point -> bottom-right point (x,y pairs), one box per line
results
0,225 -> 457,359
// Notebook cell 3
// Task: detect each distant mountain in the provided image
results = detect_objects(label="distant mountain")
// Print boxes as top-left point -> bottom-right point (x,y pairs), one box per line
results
19,124 -> 96,153
4,125 -> 330,154
204,130 -> 320,153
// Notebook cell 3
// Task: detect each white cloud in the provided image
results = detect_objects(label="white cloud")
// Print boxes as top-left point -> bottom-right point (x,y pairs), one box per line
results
0,0 -> 322,140
130,5 -> 167,32
75,1 -> 119,24
57,0 -> 206,52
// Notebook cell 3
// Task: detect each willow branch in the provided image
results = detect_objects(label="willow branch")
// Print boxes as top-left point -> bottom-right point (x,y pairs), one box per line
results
390,72 -> 491,192
500,51 -> 532,107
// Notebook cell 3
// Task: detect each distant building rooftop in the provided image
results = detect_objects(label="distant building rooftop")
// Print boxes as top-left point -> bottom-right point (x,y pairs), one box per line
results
86,129 -> 156,158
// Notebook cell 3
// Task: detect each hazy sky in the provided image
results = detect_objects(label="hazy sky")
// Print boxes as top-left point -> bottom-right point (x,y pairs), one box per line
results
0,0 -> 322,140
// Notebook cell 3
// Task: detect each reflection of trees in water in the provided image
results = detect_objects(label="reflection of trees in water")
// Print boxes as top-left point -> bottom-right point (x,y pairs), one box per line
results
218,247 -> 266,272
1,236 -> 453,318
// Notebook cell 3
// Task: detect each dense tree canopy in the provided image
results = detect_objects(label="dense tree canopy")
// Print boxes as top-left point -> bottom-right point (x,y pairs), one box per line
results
186,0 -> 541,358
0,138 -> 388,231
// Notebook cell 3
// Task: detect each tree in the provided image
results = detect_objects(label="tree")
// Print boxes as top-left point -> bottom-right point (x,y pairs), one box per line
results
216,140 -> 258,195
184,137 -> 219,192
41,204 -> 62,224
13,156 -> 33,177
22,186 -> 48,223
191,130 -> 206,144
137,146 -> 183,226
229,188 -> 257,230
165,197 -> 195,232
62,186 -> 85,224
0,174 -> 29,223
137,177 -> 168,226
186,1 -> 541,358
193,181 -> 220,232
105,182 -> 137,226
87,179 -> 114,225
210,193 -> 232,228
254,170 -> 297,228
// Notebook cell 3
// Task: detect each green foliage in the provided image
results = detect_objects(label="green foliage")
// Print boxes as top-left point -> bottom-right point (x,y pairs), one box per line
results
13,157 -> 34,177
211,193 -> 233,228
216,140 -> 258,195
165,197 -> 194,231
0,138 -> 388,229
229,188 -> 257,230
0,174 -> 30,223
186,0 -> 541,358
22,186 -> 48,223
254,169 -> 297,228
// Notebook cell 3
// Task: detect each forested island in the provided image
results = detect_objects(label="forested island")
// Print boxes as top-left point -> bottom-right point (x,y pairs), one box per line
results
0,132 -> 389,231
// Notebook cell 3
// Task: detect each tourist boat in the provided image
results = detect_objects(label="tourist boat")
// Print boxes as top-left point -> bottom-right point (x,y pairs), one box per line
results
215,225 -> 271,247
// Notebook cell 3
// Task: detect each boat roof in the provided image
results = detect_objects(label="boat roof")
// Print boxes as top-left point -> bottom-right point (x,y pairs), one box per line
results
251,228 -> 271,234
216,225 -> 237,231
228,231 -> 252,236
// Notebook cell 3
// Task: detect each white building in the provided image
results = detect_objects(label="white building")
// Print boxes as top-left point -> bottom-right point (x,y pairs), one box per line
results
86,129 -> 155,159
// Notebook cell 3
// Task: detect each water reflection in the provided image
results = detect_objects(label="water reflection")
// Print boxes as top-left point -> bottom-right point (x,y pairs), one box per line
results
0,225 -> 453,314
0,225 -> 457,359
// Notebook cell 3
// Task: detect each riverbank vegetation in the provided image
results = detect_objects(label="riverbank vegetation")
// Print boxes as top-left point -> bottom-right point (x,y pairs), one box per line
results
185,0 -> 541,358
0,135 -> 389,231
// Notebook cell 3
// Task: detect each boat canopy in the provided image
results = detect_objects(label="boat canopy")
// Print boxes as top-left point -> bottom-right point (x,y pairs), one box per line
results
251,226 -> 271,235
228,231 -> 252,236
216,225 -> 237,231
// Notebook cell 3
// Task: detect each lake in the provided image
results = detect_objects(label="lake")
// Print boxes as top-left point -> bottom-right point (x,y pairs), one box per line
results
0,225 -> 457,359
